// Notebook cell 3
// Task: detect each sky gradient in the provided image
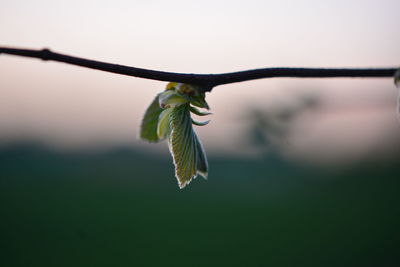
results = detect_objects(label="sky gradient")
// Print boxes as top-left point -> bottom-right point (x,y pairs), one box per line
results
1,0 -> 399,164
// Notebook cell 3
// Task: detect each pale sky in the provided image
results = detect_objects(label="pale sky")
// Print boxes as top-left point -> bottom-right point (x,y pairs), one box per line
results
1,0 -> 399,163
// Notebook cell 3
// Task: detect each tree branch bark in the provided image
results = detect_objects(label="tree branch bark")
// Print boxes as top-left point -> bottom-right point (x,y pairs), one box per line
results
0,46 -> 397,92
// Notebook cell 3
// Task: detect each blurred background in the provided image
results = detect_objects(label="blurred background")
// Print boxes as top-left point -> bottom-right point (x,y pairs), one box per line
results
1,0 -> 400,266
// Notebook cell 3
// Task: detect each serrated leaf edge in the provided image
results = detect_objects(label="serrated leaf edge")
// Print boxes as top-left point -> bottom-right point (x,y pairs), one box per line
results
167,105 -> 208,189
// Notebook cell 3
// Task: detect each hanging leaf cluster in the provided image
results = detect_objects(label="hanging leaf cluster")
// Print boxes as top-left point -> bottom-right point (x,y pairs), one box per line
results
139,83 -> 211,189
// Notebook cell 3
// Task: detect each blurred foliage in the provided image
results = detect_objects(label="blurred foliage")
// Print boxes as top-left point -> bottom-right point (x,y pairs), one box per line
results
243,94 -> 319,156
0,142 -> 400,267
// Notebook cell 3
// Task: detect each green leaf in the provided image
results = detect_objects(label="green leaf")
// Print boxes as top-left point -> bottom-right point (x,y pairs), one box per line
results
189,106 -> 212,116
157,108 -> 173,140
192,119 -> 210,126
139,94 -> 164,142
190,92 -> 209,109
395,68 -> 400,118
395,68 -> 400,88
159,90 -> 188,108
168,104 -> 208,188
194,133 -> 208,178
166,82 -> 178,91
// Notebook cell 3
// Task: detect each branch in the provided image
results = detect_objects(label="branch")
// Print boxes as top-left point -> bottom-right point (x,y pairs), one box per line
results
0,46 -> 397,92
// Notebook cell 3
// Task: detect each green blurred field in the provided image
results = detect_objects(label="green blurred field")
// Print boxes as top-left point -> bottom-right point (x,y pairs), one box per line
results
0,144 -> 399,267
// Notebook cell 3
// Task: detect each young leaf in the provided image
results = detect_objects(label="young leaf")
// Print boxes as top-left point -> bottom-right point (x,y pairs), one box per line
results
159,90 -> 188,108
190,92 -> 209,109
395,68 -> 400,88
395,68 -> 400,119
168,104 -> 208,188
194,133 -> 208,178
189,106 -> 212,116
139,94 -> 163,142
157,108 -> 173,140
192,119 -> 210,126
166,82 -> 178,91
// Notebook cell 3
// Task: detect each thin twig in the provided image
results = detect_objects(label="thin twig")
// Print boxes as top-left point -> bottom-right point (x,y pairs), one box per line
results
0,46 -> 397,92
